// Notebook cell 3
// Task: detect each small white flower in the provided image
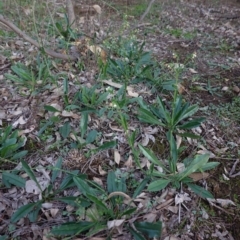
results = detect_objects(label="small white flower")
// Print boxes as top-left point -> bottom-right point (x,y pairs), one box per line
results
192,52 -> 197,59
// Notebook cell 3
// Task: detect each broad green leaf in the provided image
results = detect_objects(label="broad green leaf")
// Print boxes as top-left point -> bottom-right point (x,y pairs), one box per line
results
2,172 -> 26,188
128,227 -> 146,240
86,194 -> 110,214
51,156 -> 63,182
59,122 -> 71,139
21,160 -> 42,192
133,177 -> 150,198
0,235 -> 8,240
73,176 -> 94,196
4,73 -> 22,82
156,97 -> 171,122
51,222 -> 95,236
12,150 -> 28,160
80,112 -> 88,138
148,179 -> 171,192
200,162 -> 219,171
85,223 -> 107,238
134,221 -> 162,238
2,138 -> 17,146
96,140 -> 117,152
44,105 -> 60,112
139,145 -> 167,172
1,126 -> 13,142
178,117 -> 205,129
166,131 -> 178,172
86,129 -> 98,144
150,170 -> 167,178
56,196 -> 91,207
11,65 -> 32,81
28,202 -> 42,222
63,78 -> 68,94
37,119 -> 53,136
187,183 -> 214,199
11,202 -> 42,223
177,132 -> 201,139
178,154 -> 210,180
59,171 -> 83,190
96,92 -> 108,104
121,207 -> 137,217
107,171 -> 126,193
107,171 -> 115,193
138,108 -> 164,126
176,104 -> 199,124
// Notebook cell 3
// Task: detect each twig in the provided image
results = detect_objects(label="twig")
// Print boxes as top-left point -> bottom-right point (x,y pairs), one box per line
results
140,0 -> 156,22
0,14 -> 77,61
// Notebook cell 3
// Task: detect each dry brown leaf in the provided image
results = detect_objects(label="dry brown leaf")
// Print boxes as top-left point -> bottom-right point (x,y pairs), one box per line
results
98,165 -> 107,175
93,177 -> 103,186
114,149 -> 121,165
124,155 -> 133,168
143,212 -> 157,222
107,219 -> 125,233
189,172 -> 209,182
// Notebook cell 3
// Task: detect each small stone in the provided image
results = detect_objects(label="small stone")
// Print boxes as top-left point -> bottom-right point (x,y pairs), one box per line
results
222,86 -> 229,91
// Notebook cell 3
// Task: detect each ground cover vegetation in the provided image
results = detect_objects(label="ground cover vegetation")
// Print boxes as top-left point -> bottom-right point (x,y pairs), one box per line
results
0,0 -> 240,239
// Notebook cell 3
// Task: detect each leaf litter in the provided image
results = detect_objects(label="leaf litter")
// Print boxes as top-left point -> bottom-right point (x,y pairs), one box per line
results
0,0 -> 240,239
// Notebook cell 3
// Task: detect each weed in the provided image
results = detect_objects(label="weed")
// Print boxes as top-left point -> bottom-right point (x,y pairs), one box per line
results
0,125 -> 28,163
2,159 -> 162,239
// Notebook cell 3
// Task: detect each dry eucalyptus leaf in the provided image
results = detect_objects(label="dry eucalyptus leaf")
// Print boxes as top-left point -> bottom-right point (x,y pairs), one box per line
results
114,149 -> 121,165
107,219 -> 125,233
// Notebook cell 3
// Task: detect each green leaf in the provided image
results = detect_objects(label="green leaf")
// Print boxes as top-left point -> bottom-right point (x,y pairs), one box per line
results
147,179 -> 171,192
156,97 -> 171,123
167,131 -> 178,173
96,140 -> 117,152
21,160 -> 42,192
107,171 -> 126,193
63,78 -> 68,94
178,117 -> 205,129
134,221 -> 162,238
80,112 -> 88,138
51,156 -> 63,183
86,194 -> 110,214
96,92 -> 108,105
86,129 -> 98,144
59,122 -> 71,139
121,207 -> 137,217
201,162 -> 219,171
177,132 -> 201,139
56,196 -> 91,207
2,172 -> 26,188
44,105 -> 60,112
187,183 -> 214,199
12,150 -> 28,160
73,176 -> 94,196
138,145 -> 167,172
37,119 -> 53,136
128,227 -> 146,240
176,104 -> 199,124
11,202 -> 42,223
178,154 -> 209,180
0,235 -> 8,240
59,171 -> 83,190
51,222 -> 95,236
28,201 -> 42,222
133,177 -> 150,199
138,108 -> 164,126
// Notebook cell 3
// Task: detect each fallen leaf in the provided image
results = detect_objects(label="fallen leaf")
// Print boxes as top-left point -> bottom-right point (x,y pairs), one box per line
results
114,149 -> 121,165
